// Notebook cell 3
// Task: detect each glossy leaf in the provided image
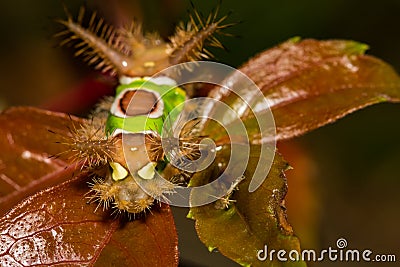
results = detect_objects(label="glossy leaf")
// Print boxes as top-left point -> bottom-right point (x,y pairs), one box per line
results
189,147 -> 306,267
190,38 -> 400,266
0,107 -> 84,216
0,107 -> 178,266
208,38 -> 400,142
0,175 -> 178,266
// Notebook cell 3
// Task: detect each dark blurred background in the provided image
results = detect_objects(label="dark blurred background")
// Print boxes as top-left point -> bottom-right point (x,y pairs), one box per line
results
0,1 -> 399,266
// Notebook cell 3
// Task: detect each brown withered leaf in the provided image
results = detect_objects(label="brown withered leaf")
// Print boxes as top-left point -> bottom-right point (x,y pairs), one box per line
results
189,147 -> 306,267
0,107 -> 85,216
0,175 -> 178,266
208,38 -> 400,142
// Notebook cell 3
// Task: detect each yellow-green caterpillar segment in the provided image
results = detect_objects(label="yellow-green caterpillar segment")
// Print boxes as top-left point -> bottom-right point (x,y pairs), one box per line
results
56,4 -> 234,215
106,78 -> 186,136
88,77 -> 187,215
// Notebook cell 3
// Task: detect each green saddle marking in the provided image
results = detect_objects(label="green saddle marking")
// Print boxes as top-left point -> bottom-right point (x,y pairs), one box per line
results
106,79 -> 186,135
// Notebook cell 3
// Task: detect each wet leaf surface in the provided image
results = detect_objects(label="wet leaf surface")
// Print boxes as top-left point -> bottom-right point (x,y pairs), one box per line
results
189,147 -> 306,267
0,107 -> 178,266
0,175 -> 178,266
191,38 -> 400,266
208,38 -> 400,142
0,107 -> 84,216
2,38 -> 400,266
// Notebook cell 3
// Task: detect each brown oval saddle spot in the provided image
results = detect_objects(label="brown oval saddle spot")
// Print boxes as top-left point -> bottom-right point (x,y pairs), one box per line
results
119,90 -> 159,116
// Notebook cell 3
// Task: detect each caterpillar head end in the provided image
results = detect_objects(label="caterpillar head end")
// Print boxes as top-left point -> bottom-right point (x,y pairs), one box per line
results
57,5 -> 233,77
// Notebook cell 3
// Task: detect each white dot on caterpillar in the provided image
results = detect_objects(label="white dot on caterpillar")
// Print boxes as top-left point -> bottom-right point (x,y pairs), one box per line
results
130,147 -> 138,152
144,61 -> 155,68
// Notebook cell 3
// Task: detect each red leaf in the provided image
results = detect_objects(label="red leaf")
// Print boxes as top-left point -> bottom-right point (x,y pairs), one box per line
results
244,39 -> 400,140
0,107 -> 84,216
0,107 -> 178,266
208,38 -> 400,142
0,175 -> 178,266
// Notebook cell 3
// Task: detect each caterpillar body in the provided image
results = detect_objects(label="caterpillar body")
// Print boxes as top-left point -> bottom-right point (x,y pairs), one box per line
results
91,77 -> 187,214
57,5 -> 235,215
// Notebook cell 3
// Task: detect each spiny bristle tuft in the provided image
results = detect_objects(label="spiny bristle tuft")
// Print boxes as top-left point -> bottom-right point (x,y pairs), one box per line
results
178,119 -> 203,162
133,198 -> 155,213
168,3 -> 233,64
88,96 -> 114,128
142,178 -> 177,204
54,118 -> 117,169
214,175 -> 245,210
56,6 -> 136,74
86,176 -> 116,212
161,119 -> 204,169
111,197 -> 154,215
94,96 -> 114,112
145,133 -> 165,162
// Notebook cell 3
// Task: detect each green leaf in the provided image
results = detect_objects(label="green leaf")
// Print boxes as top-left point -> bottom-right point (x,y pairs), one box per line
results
189,147 -> 306,267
